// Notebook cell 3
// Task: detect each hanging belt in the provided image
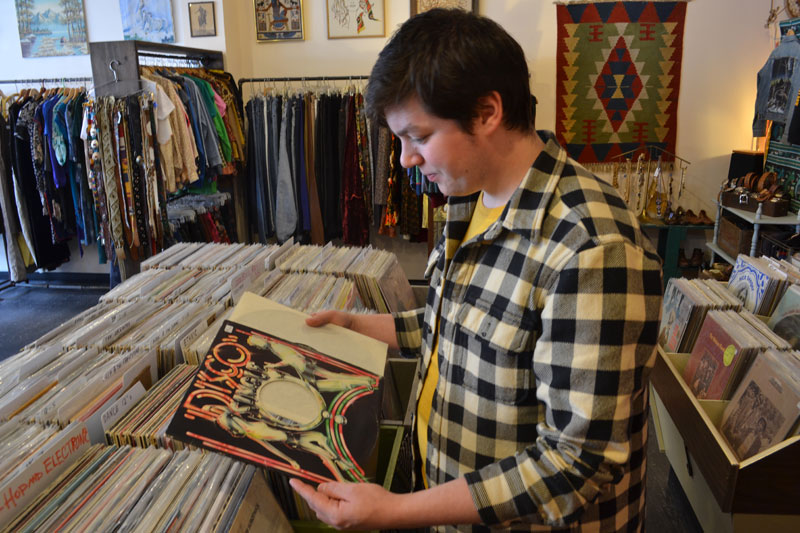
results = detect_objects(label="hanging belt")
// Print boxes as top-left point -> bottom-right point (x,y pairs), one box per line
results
84,101 -> 114,260
95,97 -> 127,261
125,95 -> 148,258
114,99 -> 139,260
139,93 -> 161,255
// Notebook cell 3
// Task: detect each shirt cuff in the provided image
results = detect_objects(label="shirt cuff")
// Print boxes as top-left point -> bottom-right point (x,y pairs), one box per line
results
392,307 -> 424,356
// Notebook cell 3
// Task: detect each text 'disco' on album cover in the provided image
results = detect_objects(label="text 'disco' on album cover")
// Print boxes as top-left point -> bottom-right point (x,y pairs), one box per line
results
167,293 -> 387,484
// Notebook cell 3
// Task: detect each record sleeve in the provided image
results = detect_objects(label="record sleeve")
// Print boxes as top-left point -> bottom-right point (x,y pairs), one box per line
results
167,294 -> 387,484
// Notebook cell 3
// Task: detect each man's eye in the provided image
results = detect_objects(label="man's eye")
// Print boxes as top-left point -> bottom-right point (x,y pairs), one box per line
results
411,135 -> 428,143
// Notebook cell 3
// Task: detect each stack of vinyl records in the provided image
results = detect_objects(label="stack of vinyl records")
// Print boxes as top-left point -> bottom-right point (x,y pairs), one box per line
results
106,364 -> 198,449
720,348 -> 800,460
246,269 -> 367,314
727,254 -> 800,316
0,345 -> 156,427
0,420 -> 60,485
658,277 -> 742,353
276,243 -> 417,312
767,283 -> 800,348
140,242 -> 277,272
2,445 -> 292,532
682,309 -> 787,401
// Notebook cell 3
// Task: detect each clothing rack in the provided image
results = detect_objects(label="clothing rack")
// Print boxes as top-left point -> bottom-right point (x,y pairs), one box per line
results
238,75 -> 369,94
89,41 -> 224,98
86,40 -> 227,283
0,77 -> 93,85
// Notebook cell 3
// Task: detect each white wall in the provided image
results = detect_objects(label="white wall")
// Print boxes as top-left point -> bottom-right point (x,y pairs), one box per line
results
0,0 -> 226,82
0,0 -> 780,276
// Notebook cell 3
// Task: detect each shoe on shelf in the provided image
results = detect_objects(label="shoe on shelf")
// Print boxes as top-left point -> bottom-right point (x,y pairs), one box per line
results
690,248 -> 704,267
697,210 -> 714,225
683,209 -> 701,225
678,248 -> 690,267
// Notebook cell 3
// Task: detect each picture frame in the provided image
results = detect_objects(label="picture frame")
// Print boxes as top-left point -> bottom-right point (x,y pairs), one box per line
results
326,0 -> 385,39
255,0 -> 304,42
119,0 -> 175,43
15,0 -> 89,57
410,0 -> 478,16
189,2 -> 217,38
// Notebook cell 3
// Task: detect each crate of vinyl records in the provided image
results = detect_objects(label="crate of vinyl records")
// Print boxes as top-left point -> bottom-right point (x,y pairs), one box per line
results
652,263 -> 800,519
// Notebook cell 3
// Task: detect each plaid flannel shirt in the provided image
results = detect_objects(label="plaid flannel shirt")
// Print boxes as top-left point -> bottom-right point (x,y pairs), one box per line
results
394,133 -> 663,532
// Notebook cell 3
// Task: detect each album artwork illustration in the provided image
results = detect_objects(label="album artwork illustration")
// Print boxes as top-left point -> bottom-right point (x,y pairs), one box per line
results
167,319 -> 383,484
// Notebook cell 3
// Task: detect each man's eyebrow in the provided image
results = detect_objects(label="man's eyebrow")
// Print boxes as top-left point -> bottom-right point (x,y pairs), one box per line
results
392,126 -> 410,137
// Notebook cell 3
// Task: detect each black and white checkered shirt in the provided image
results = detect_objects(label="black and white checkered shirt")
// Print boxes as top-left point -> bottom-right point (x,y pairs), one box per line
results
394,132 -> 663,532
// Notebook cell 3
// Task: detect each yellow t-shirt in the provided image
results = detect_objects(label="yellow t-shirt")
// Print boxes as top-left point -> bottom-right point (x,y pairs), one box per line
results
416,192 -> 505,487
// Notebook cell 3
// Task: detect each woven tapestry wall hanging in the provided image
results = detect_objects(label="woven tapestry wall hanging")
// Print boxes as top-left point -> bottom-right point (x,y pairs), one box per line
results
555,1 -> 688,169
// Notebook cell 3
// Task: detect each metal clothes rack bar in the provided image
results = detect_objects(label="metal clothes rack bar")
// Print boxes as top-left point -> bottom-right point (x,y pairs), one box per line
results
611,144 -> 692,166
0,77 -> 93,85
238,75 -> 369,94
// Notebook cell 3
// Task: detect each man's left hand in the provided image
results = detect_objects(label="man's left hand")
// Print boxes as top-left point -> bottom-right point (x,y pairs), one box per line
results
289,478 -> 399,530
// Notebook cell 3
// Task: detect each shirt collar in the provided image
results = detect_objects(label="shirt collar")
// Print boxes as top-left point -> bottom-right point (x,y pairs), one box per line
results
446,130 -> 568,244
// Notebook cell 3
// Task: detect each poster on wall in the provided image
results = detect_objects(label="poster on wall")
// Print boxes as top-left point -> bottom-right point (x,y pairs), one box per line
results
14,0 -> 89,58
326,0 -> 385,38
119,0 -> 175,43
255,0 -> 304,42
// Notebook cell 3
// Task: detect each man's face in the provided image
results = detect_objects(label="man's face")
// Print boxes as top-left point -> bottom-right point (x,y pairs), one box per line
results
385,96 -> 483,197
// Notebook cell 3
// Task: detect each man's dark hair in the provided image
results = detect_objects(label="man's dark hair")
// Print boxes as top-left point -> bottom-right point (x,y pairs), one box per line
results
365,8 -> 535,134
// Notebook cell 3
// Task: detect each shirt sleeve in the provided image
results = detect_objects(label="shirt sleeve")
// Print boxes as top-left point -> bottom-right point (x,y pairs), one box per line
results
464,240 -> 662,527
393,307 -> 425,356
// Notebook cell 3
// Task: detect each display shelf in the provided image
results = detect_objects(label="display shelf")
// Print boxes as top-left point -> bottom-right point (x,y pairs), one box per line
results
642,222 -> 713,287
710,189 -> 800,263
705,241 -> 735,265
719,205 -> 800,227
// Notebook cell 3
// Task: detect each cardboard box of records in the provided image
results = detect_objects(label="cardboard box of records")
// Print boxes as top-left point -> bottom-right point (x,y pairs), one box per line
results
651,348 -> 800,532
652,269 -> 800,531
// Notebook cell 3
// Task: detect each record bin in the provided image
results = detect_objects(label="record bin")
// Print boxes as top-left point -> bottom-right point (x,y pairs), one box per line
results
650,347 -> 800,532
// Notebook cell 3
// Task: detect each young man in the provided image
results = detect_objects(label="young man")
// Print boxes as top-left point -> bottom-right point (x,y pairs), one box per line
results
290,8 -> 663,532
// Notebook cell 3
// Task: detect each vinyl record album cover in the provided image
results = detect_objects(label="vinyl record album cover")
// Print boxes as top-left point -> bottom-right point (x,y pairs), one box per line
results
167,295 -> 386,484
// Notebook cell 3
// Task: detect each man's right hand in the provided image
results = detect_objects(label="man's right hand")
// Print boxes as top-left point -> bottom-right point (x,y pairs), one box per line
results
305,310 -> 400,350
305,310 -> 355,330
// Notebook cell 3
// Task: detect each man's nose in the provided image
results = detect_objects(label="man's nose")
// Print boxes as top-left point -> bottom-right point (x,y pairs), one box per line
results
399,141 -> 422,169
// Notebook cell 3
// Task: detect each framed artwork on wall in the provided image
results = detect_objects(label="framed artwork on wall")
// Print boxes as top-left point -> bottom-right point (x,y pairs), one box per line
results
255,0 -> 304,42
15,0 -> 89,57
119,0 -> 175,43
327,0 -> 385,39
410,0 -> 478,16
189,2 -> 216,37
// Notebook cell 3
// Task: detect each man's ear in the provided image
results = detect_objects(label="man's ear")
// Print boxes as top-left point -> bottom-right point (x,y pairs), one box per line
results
474,91 -> 503,133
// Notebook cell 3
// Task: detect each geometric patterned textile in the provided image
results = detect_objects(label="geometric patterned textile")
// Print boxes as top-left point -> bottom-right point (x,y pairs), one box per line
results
555,1 -> 688,167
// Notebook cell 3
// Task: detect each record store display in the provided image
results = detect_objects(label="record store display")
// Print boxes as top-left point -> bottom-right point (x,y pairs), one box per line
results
0,241 -> 417,529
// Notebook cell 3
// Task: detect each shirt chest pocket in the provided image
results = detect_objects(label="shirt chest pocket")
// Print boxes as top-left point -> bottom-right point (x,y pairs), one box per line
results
452,295 -> 539,405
